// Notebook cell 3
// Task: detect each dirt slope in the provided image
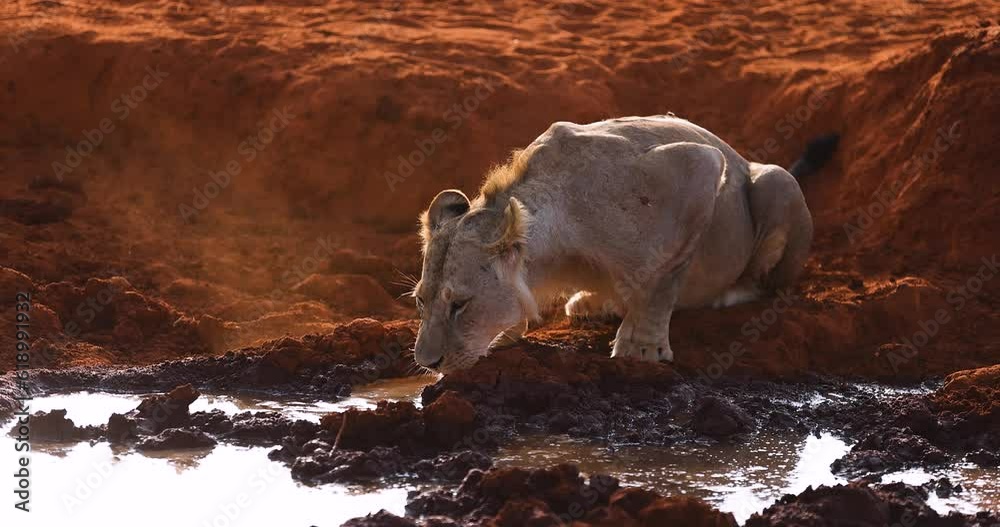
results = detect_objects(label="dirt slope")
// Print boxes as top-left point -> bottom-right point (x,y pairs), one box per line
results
0,0 -> 997,377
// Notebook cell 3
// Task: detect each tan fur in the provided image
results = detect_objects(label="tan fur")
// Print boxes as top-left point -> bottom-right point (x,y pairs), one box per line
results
479,147 -> 536,202
418,209 -> 432,250
412,115 -> 813,372
486,197 -> 531,255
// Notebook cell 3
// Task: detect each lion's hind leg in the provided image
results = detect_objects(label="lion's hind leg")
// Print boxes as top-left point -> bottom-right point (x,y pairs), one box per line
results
744,164 -> 813,293
565,291 -> 622,320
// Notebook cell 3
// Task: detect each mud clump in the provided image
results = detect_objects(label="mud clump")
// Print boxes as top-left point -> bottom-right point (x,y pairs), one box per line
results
29,319 -> 416,398
135,383 -> 201,434
691,395 -> 753,437
0,374 -> 21,420
827,366 -> 1000,475
745,481 -> 999,527
271,395 -> 489,485
102,384 -> 317,449
832,428 -> 949,477
136,427 -> 217,451
422,390 -> 477,446
931,367 -> 1000,454
410,450 -> 493,482
421,343 -> 701,444
366,463 -> 739,526
8,409 -> 100,442
336,401 -> 426,451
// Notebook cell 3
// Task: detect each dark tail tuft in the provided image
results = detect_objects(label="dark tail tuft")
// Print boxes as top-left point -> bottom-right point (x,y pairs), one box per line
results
788,133 -> 840,179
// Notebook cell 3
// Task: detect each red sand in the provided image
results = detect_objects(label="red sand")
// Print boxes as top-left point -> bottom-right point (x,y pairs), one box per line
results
1,1 -> 998,379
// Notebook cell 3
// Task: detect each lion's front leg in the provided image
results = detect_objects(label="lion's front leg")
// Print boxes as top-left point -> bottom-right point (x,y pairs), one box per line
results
611,267 -> 687,362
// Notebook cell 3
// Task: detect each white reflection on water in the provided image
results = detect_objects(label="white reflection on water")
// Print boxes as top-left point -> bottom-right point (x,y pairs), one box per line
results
0,436 -> 406,527
5,376 -> 996,526
496,432 -> 998,524
0,376 -> 437,527
27,374 -> 437,425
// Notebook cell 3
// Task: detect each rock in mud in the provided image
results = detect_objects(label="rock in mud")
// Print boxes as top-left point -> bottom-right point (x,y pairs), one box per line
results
275,400 -> 484,484
922,476 -> 963,499
636,495 -> 740,527
136,427 -> 217,451
832,428 -> 949,477
691,396 -> 753,437
744,481 -> 999,527
10,409 -> 98,442
824,366 -> 1000,477
399,463 -> 737,526
967,449 -> 1000,467
421,344 -> 693,444
423,390 -> 476,447
410,450 -> 493,482
291,445 -> 407,483
335,401 -> 425,452
221,411 -> 310,445
107,412 -> 137,443
135,383 -> 201,433
342,510 -> 418,527
0,374 -> 21,421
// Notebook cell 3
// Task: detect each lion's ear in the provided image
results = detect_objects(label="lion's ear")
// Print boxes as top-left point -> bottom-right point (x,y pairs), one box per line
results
420,190 -> 471,241
488,197 -> 531,257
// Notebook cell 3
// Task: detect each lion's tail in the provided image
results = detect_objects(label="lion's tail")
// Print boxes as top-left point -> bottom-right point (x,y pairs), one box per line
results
788,133 -> 840,179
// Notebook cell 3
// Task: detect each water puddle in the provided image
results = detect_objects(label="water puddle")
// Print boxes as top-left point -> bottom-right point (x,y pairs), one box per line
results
3,377 -> 995,526
496,433 -> 999,524
0,375 -> 437,527
0,439 -> 407,526
26,374 -> 437,426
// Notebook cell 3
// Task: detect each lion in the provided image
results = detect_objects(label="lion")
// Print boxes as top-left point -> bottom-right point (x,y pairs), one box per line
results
412,115 -> 838,372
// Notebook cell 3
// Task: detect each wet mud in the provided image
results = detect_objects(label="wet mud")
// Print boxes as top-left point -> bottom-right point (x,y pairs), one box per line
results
0,319 -> 416,419
7,336 -> 997,525
745,481 -> 1000,527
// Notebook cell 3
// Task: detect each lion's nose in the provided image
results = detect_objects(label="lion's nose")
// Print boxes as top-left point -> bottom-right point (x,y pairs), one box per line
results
415,351 -> 443,369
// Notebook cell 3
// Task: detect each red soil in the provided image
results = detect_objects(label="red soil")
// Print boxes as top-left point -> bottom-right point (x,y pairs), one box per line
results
0,1 -> 997,380
932,365 -> 999,433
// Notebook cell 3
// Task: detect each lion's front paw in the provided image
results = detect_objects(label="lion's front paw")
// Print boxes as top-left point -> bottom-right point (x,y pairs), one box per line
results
611,338 -> 673,362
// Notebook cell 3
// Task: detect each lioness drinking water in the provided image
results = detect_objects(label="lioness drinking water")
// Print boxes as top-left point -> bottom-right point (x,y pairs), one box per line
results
412,115 -> 837,372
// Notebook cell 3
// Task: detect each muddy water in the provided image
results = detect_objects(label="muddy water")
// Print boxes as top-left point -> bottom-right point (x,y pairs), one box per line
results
0,376 -> 437,527
3,378 -> 997,526
27,374 -> 436,424
497,433 -> 1000,524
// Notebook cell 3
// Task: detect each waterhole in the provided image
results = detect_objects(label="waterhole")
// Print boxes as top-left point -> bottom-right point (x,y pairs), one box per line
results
497,433 -> 999,524
2,379 -> 996,526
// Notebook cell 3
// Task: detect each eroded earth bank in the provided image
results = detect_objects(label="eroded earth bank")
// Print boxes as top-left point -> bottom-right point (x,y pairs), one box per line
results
1,0 -> 999,525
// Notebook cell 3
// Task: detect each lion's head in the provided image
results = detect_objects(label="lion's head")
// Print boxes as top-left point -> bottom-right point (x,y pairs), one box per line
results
412,189 -> 538,373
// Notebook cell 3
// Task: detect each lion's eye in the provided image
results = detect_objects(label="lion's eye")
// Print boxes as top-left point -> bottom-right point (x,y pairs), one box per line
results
449,299 -> 469,320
